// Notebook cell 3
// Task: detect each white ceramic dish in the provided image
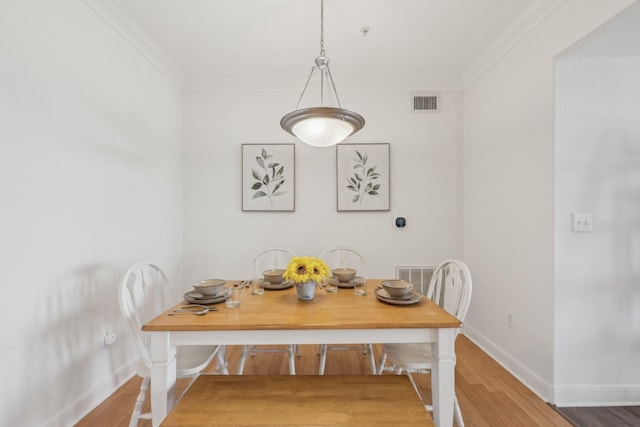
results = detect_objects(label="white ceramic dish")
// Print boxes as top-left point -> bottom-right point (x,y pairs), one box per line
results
327,276 -> 365,288
192,279 -> 226,296
332,268 -> 356,283
263,269 -> 285,284
380,279 -> 414,298
375,288 -> 421,305
259,279 -> 294,290
184,291 -> 227,305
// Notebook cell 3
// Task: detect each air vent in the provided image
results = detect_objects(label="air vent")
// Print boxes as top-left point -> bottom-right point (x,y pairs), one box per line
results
395,265 -> 436,295
411,92 -> 439,112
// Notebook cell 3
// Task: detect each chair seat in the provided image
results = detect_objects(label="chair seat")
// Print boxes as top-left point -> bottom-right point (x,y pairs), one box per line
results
382,343 -> 433,370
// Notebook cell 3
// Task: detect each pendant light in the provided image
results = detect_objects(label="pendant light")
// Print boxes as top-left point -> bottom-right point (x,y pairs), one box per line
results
280,0 -> 365,147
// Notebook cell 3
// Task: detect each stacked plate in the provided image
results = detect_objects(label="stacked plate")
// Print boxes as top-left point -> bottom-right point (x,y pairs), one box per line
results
259,279 -> 294,290
327,276 -> 365,288
184,290 -> 227,304
184,279 -> 228,304
375,283 -> 422,305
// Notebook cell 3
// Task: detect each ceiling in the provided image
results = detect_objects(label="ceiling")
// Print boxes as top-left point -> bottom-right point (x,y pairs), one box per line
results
112,0 -> 534,85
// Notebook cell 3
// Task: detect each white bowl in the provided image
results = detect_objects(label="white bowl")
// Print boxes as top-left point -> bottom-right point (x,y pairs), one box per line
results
193,279 -> 226,296
333,268 -> 356,282
263,269 -> 285,284
381,280 -> 413,298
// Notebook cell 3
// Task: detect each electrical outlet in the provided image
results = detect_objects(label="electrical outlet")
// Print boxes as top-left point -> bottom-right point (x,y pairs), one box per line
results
103,330 -> 117,346
572,212 -> 593,232
506,311 -> 515,329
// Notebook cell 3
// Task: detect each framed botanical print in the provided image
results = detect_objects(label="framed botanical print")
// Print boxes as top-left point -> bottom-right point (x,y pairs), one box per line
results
336,143 -> 390,211
242,144 -> 295,211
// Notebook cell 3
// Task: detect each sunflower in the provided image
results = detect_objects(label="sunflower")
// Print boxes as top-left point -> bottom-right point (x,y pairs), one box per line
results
283,256 -> 330,284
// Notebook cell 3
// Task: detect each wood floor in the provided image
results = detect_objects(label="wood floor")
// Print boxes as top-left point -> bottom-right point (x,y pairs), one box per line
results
76,335 -> 571,427
556,405 -> 640,427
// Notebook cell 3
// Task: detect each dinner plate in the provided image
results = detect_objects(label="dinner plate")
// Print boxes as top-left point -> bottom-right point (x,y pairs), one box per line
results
327,276 -> 365,288
260,279 -> 294,290
184,291 -> 227,305
375,288 -> 422,305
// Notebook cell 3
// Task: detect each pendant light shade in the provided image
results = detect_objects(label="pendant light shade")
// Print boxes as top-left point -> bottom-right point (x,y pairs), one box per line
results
280,107 -> 365,148
280,0 -> 364,147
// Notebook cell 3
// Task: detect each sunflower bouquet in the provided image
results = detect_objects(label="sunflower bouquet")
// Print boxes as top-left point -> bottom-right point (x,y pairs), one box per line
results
283,256 -> 330,284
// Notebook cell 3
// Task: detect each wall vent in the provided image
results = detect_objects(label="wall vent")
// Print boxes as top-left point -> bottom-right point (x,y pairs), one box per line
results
411,92 -> 439,112
395,265 -> 437,295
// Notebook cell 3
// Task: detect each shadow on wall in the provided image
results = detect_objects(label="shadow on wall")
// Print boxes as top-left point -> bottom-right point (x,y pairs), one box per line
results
9,264 -> 131,427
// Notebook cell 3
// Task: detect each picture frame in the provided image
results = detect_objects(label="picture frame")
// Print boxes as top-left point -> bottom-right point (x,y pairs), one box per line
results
336,143 -> 390,211
242,144 -> 295,211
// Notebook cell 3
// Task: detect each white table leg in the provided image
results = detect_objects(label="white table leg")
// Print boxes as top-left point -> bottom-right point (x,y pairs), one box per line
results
431,328 -> 456,427
150,332 -> 176,427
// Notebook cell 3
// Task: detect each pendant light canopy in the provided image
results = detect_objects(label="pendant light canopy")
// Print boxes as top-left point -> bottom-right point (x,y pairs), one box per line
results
280,0 -> 364,147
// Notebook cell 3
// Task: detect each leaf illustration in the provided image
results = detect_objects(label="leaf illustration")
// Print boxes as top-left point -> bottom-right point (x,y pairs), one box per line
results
249,147 -> 288,204
345,149 -> 383,205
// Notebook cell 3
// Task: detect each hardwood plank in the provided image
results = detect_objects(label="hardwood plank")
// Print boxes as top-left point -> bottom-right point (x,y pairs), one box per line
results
556,405 -> 640,427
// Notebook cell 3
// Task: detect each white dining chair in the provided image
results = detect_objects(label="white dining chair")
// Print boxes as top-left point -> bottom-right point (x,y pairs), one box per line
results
376,259 -> 472,427
237,248 -> 299,375
317,247 -> 376,375
119,262 -> 228,427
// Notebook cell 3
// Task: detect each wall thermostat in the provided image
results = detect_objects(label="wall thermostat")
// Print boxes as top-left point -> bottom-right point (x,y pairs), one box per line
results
393,216 -> 407,229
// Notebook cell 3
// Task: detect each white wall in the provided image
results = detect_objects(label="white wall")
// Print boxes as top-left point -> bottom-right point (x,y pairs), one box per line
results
555,56 -> 640,406
554,1 -> 640,405
0,1 -> 183,425
182,84 -> 464,286
463,0 -> 636,404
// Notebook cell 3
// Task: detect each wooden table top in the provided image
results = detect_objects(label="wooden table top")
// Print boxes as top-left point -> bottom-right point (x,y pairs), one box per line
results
160,375 -> 434,427
143,279 -> 460,332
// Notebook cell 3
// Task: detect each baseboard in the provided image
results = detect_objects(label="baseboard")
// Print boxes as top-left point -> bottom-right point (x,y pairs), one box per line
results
41,359 -> 137,427
462,327 -> 640,407
462,326 -> 553,402
553,384 -> 640,407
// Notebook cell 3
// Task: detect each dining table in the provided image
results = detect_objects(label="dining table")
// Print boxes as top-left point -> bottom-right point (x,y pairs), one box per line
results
142,279 -> 462,427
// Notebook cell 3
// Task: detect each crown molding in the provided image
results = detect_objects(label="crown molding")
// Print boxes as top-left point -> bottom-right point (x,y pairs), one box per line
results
82,0 -> 184,89
462,0 -> 566,89
184,77 -> 464,94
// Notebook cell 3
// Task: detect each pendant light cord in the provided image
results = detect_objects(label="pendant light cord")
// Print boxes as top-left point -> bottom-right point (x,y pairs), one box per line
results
293,0 -> 342,110
320,0 -> 325,56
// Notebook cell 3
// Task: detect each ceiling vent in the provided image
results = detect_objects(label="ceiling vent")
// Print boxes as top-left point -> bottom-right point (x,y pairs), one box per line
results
411,92 -> 439,112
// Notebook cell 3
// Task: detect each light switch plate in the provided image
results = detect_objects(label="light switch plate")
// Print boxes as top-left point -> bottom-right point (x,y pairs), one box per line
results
572,212 -> 593,232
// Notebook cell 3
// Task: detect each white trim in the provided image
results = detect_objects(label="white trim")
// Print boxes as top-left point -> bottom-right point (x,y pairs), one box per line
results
184,77 -> 464,94
463,326 -> 553,403
553,385 -> 640,407
463,0 -> 566,89
45,358 -> 137,427
82,0 -> 184,88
